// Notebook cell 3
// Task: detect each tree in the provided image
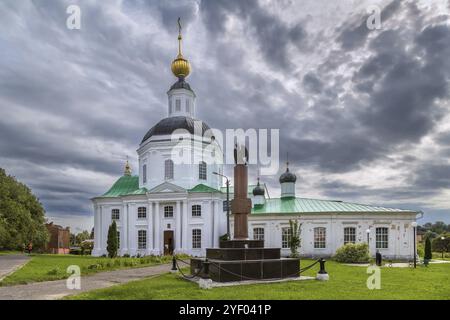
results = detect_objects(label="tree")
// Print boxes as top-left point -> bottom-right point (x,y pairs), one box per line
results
75,230 -> 90,245
0,168 -> 48,250
432,233 -> 450,259
106,221 -> 118,258
424,235 -> 432,263
288,219 -> 302,258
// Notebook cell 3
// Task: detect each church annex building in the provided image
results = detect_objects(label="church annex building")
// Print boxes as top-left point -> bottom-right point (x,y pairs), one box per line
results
91,24 -> 420,260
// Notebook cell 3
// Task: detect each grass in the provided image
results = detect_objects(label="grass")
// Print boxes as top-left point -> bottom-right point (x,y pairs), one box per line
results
0,250 -> 22,256
0,254 -> 180,286
68,259 -> 450,300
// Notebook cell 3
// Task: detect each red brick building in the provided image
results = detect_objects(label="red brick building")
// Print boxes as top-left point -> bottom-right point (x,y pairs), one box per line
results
45,222 -> 70,254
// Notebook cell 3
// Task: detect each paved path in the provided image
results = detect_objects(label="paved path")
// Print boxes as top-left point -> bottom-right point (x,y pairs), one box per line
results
0,254 -> 30,282
0,263 -> 171,300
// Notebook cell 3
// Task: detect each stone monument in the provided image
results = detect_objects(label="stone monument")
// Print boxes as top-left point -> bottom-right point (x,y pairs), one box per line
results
190,145 -> 300,282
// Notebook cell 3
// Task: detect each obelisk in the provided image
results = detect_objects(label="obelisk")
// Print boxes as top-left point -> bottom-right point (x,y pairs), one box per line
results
231,145 -> 252,240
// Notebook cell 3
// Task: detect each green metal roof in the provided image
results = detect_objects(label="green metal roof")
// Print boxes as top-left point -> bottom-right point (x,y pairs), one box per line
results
188,184 -> 221,193
101,175 -> 147,198
251,197 -> 416,215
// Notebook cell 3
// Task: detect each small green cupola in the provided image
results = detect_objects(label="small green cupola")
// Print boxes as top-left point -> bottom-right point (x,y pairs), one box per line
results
280,162 -> 296,199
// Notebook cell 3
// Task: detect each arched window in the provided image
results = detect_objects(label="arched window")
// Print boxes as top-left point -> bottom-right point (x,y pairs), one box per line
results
192,205 -> 201,217
376,227 -> 389,249
314,227 -> 326,249
165,160 -> 174,180
111,209 -> 120,221
253,228 -> 265,242
186,99 -> 190,113
138,230 -> 147,249
199,161 -> 207,180
142,164 -> 147,184
192,229 -> 202,249
138,207 -> 147,219
344,227 -> 356,245
281,227 -> 291,249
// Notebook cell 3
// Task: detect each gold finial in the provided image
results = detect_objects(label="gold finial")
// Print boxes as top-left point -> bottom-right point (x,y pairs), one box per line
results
124,157 -> 132,176
171,17 -> 191,79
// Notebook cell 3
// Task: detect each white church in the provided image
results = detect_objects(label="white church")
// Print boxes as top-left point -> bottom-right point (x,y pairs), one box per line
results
92,25 -> 420,260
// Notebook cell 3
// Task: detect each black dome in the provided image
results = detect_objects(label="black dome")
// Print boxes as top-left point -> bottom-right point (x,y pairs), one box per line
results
169,78 -> 194,93
141,116 -> 212,143
279,168 -> 297,183
252,182 -> 265,196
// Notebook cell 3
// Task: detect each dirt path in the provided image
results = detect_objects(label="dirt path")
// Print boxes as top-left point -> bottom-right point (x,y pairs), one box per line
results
0,263 -> 171,300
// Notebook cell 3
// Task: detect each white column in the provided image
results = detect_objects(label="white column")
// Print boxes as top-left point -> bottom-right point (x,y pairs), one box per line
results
182,200 -> 188,251
122,203 -> 128,254
154,201 -> 160,255
213,201 -> 220,248
175,201 -> 181,252
147,202 -> 153,254
93,205 -> 99,250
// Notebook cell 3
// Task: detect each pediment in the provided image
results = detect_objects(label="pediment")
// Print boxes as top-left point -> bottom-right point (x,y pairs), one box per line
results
149,182 -> 186,194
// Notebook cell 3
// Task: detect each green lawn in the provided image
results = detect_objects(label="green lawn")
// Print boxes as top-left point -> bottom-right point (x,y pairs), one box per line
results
68,259 -> 450,300
0,254 -> 178,286
0,251 -> 22,256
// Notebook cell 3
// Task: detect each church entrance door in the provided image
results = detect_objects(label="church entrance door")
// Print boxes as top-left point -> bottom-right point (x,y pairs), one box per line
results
164,230 -> 174,255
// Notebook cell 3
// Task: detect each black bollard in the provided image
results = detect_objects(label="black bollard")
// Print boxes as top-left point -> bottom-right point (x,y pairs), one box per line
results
171,255 -> 177,271
318,258 -> 327,274
376,250 -> 382,266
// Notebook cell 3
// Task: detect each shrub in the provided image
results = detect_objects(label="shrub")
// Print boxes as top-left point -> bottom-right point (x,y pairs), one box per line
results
424,236 -> 432,261
47,267 -> 60,275
123,254 -> 130,258
107,221 -> 118,258
334,243 -> 370,263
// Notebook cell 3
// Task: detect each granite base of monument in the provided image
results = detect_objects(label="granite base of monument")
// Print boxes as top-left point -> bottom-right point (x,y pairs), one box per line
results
191,240 -> 300,283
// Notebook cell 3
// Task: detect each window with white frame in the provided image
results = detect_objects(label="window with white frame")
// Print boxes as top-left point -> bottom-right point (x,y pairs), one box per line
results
192,229 -> 201,249
199,161 -> 207,180
111,209 -> 120,221
138,207 -> 147,219
186,99 -> 190,113
376,227 -> 389,249
164,206 -> 174,218
176,99 -> 181,111
192,205 -> 201,217
143,164 -> 147,184
314,227 -> 326,249
169,99 -> 173,114
117,231 -> 120,249
281,227 -> 291,249
344,227 -> 356,245
165,160 -> 174,180
253,228 -> 265,242
138,230 -> 147,249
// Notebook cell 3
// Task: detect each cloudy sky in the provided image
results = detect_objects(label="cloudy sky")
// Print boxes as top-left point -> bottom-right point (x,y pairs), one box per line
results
1,0 -> 450,232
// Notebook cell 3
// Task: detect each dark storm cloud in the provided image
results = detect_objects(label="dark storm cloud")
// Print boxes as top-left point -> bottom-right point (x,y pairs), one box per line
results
200,0 -> 308,71
336,0 -> 402,50
0,0 -> 449,226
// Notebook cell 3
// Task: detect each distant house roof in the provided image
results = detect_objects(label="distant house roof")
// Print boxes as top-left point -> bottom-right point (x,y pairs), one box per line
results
251,197 -> 417,215
188,184 -> 221,193
101,175 -> 147,198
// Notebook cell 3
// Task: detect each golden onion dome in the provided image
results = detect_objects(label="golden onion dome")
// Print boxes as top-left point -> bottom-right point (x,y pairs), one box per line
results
171,18 -> 191,79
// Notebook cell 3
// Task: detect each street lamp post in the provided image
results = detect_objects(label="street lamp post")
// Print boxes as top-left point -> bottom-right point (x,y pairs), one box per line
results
365,228 -> 371,257
441,236 -> 445,259
411,221 -> 418,268
213,171 -> 230,240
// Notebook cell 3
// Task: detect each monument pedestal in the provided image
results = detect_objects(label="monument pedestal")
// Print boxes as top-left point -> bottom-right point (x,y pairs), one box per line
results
191,240 -> 300,283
